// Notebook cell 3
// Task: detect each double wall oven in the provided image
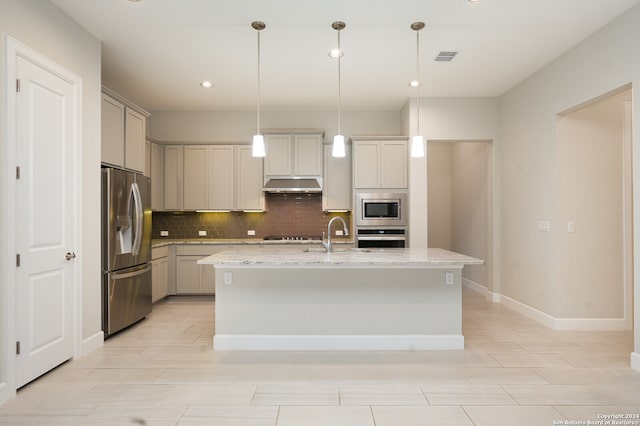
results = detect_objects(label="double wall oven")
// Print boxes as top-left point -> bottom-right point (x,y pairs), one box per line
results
355,192 -> 407,248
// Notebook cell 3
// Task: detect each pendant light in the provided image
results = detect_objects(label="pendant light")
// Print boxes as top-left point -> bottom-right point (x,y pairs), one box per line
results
331,21 -> 346,158
410,22 -> 425,158
251,21 -> 266,157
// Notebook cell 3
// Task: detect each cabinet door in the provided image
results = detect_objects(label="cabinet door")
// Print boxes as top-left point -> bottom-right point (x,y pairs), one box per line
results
183,146 -> 209,210
151,142 -> 165,210
176,256 -> 202,293
323,144 -> 351,211
264,134 -> 292,176
236,146 -> 265,211
101,94 -> 125,167
144,139 -> 151,177
380,141 -> 408,188
200,262 -> 215,293
124,108 -> 146,172
164,145 -> 183,210
294,134 -> 323,176
353,141 -> 380,189
151,257 -> 168,303
207,145 -> 235,210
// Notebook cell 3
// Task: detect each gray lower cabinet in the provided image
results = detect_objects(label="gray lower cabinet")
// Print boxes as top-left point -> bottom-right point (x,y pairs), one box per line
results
151,246 -> 169,303
175,245 -> 230,295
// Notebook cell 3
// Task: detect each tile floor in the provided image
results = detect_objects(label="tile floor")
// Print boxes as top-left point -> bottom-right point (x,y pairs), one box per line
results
1,289 -> 639,425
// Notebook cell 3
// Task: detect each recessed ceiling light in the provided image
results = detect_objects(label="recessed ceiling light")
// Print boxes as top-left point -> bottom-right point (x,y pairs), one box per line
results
200,81 -> 213,88
468,0 -> 481,2
409,80 -> 421,87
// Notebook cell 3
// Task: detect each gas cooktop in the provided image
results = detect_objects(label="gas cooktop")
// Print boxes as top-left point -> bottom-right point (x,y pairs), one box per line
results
263,235 -> 322,241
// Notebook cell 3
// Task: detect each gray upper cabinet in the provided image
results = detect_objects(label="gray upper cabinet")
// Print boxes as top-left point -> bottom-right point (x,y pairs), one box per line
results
352,137 -> 408,189
264,131 -> 323,178
101,89 -> 149,173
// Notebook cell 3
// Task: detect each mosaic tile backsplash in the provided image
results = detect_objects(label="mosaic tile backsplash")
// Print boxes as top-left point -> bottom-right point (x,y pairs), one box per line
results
152,192 -> 351,240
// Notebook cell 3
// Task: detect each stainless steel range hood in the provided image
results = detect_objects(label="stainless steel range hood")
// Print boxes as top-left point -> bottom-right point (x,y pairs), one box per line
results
262,177 -> 322,193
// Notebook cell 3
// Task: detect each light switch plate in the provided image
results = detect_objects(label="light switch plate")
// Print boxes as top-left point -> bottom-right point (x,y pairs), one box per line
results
538,221 -> 551,232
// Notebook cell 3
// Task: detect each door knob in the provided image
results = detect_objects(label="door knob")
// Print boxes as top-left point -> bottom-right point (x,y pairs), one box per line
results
65,252 -> 76,261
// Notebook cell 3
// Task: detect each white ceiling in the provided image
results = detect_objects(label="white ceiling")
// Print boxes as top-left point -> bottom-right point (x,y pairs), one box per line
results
51,0 -> 639,112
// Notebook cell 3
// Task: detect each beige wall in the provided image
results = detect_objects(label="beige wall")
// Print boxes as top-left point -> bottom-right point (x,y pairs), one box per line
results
451,143 -> 489,288
147,110 -> 403,143
555,91 -> 630,319
0,0 -> 102,403
427,143 -> 452,250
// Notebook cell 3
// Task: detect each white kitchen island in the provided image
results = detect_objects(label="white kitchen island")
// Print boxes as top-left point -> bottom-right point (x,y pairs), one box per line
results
198,247 -> 482,351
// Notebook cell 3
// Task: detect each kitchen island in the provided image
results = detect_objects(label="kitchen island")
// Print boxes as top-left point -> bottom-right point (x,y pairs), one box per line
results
198,247 -> 482,351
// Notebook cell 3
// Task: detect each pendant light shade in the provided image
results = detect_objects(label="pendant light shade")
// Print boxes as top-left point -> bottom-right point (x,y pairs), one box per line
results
411,135 -> 425,157
252,134 -> 265,157
252,21 -> 266,157
331,21 -> 346,158
410,22 -> 425,158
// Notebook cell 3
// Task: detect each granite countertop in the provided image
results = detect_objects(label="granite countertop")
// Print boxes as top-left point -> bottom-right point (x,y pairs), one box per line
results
152,238 -> 353,248
198,247 -> 483,267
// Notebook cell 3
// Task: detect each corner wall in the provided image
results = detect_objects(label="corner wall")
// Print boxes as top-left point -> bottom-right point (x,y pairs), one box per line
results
498,4 -> 640,354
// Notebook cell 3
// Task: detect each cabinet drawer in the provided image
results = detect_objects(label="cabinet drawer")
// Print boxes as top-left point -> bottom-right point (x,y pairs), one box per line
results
151,245 -> 169,259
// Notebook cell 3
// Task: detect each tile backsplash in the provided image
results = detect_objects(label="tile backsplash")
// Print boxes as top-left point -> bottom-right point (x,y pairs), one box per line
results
152,192 -> 351,240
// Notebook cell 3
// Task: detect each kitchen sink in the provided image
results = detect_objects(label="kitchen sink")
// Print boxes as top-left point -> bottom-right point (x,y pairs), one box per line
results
302,248 -> 372,254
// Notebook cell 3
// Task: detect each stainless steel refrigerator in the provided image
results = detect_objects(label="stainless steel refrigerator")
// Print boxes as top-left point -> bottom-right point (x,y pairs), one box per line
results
101,167 -> 152,337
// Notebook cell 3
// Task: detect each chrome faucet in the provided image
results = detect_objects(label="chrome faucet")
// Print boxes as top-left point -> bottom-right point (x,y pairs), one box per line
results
322,216 -> 349,253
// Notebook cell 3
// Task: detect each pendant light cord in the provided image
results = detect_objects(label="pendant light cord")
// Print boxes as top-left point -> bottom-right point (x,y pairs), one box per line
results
257,29 -> 261,134
415,28 -> 420,136
337,29 -> 342,135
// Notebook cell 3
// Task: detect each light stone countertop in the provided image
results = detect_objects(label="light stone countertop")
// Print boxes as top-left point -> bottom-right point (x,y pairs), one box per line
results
152,238 -> 353,249
198,247 -> 483,267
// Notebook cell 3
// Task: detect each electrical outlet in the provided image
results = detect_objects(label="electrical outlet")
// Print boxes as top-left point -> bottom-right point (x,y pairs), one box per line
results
335,230 -> 344,236
224,271 -> 233,285
198,230 -> 207,237
247,230 -> 256,236
160,230 -> 169,237
445,272 -> 454,286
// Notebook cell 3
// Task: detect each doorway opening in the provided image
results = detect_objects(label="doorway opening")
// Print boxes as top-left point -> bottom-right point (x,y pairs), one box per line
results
427,140 -> 492,294
556,87 -> 633,330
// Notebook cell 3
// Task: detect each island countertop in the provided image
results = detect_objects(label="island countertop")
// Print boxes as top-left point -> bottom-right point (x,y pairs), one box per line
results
198,247 -> 483,267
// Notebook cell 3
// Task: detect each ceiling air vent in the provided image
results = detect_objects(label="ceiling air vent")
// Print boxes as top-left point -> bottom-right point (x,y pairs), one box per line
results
435,51 -> 458,62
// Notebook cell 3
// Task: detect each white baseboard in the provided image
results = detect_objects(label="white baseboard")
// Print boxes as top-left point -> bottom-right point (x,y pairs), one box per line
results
462,277 -> 489,297
79,331 -> 104,357
213,334 -> 464,351
492,293 -> 557,329
486,292 -> 628,331
631,352 -> 640,372
0,382 -> 14,407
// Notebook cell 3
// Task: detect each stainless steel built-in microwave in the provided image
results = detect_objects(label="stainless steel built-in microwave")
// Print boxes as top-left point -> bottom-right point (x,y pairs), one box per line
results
355,192 -> 408,227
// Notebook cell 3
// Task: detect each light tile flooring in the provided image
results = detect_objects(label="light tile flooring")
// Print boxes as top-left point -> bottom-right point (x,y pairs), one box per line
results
1,289 -> 639,425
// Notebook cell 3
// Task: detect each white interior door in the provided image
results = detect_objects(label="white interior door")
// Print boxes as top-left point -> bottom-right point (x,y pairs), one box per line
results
14,55 -> 76,388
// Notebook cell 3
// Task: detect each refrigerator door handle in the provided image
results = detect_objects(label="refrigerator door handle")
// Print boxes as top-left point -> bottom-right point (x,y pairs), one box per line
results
131,181 -> 143,256
110,264 -> 151,280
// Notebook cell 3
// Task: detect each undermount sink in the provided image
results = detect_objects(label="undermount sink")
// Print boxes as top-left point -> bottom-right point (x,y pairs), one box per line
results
302,247 -> 372,254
